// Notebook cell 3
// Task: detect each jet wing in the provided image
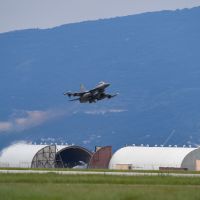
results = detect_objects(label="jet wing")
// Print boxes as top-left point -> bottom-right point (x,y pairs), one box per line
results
64,92 -> 86,97
88,88 -> 104,94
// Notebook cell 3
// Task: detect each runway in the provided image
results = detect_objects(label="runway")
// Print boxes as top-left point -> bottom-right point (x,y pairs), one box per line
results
0,169 -> 200,177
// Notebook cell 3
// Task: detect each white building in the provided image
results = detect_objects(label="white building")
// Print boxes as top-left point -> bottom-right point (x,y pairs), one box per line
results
0,142 -> 92,168
109,146 -> 200,171
1,142 -> 200,171
0,142 -> 68,168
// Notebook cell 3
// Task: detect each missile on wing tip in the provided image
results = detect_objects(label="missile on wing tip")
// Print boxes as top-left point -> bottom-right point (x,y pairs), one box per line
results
63,91 -> 72,97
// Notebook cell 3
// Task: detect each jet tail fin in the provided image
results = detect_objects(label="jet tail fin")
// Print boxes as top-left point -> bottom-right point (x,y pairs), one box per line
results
80,84 -> 86,92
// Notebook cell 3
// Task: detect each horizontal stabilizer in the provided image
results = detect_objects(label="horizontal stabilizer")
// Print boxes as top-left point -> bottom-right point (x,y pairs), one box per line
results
69,98 -> 80,101
107,93 -> 119,99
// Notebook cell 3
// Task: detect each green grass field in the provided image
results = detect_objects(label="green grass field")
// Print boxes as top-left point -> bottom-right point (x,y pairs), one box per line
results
0,173 -> 200,200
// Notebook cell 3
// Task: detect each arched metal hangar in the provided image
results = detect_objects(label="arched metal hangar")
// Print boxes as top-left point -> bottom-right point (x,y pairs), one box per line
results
0,142 -> 48,168
109,146 -> 200,171
0,143 -> 100,169
0,142 -> 69,168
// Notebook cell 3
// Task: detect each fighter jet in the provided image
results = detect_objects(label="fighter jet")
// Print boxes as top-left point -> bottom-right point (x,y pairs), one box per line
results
64,81 -> 118,103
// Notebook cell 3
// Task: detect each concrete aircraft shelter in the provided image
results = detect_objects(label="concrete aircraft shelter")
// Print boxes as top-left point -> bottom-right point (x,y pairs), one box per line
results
1,142 -> 200,171
0,142 -> 48,168
0,143 -> 93,168
0,142 -> 111,169
0,142 -> 67,168
109,146 -> 200,171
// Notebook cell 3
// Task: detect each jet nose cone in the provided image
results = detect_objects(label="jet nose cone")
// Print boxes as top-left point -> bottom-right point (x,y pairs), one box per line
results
105,83 -> 110,87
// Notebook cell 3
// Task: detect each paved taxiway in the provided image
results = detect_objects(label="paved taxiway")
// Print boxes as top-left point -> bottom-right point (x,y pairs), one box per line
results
0,169 -> 200,177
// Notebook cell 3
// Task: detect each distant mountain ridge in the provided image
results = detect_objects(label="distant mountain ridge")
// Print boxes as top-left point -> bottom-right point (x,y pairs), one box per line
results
0,7 -> 200,150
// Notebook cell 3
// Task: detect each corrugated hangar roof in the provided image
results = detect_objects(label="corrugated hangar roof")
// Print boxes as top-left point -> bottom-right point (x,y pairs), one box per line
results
109,146 -> 198,170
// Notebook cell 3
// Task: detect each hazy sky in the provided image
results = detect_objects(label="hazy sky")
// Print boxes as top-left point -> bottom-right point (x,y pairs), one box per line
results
1,0 -> 200,33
